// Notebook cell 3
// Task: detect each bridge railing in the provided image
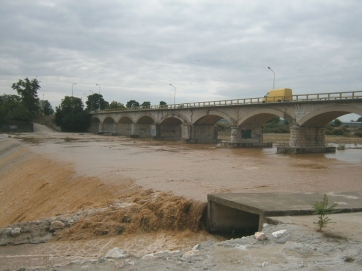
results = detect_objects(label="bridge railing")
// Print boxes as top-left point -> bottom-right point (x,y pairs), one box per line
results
293,91 -> 362,101
96,90 -> 362,113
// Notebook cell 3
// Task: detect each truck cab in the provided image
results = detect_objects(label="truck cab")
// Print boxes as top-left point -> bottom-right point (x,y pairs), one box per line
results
262,88 -> 293,103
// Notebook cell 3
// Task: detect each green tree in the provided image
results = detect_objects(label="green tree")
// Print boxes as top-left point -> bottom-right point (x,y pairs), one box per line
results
126,100 -> 139,108
108,101 -> 126,109
11,78 -> 40,117
141,101 -> 151,108
39,100 -> 54,115
85,93 -> 109,111
332,118 -> 342,127
357,116 -> 362,122
263,116 -> 289,133
53,96 -> 91,132
0,94 -> 32,124
267,116 -> 281,124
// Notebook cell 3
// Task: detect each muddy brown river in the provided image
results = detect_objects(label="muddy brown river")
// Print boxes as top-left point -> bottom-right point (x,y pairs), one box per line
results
19,126 -> 362,201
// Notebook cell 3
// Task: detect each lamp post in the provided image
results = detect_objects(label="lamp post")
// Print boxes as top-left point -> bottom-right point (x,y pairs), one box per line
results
96,84 -> 101,110
170,84 -> 176,106
72,83 -> 76,96
89,90 -> 93,111
267,67 -> 275,89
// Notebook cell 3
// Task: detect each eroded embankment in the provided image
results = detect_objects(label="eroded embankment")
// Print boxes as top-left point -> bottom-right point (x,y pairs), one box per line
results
0,137 -> 206,242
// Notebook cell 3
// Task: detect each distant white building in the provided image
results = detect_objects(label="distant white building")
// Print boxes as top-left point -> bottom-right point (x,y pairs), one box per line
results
342,122 -> 362,127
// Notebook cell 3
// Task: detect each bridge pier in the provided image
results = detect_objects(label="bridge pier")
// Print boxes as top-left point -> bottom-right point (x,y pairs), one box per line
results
130,124 -> 153,138
224,127 -> 272,148
181,125 -> 191,142
99,123 -> 104,134
151,124 -> 160,138
277,125 -> 336,154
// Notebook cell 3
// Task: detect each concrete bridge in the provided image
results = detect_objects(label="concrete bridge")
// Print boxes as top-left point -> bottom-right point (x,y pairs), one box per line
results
90,90 -> 362,153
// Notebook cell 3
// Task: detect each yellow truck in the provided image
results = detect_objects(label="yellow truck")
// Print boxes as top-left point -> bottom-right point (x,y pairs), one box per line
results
262,88 -> 293,103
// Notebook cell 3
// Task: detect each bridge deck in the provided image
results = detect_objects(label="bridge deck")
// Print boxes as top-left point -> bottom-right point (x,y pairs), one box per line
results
207,192 -> 362,232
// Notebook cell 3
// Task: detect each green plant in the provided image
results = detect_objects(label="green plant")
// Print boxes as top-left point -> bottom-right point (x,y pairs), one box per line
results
312,194 -> 338,231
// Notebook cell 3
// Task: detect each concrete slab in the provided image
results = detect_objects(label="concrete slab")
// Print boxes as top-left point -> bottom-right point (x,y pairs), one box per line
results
221,141 -> 273,148
276,146 -> 336,153
269,213 -> 362,242
207,192 -> 362,233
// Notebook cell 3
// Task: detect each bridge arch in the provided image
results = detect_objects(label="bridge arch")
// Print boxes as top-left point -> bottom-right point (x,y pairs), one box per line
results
299,104 -> 362,126
160,116 -> 183,125
116,114 -> 135,124
136,115 -> 156,124
238,108 -> 294,127
103,116 -> 116,133
115,116 -> 133,135
159,116 -> 183,140
89,116 -> 101,133
160,114 -> 189,125
118,116 -> 133,124
192,110 -> 234,126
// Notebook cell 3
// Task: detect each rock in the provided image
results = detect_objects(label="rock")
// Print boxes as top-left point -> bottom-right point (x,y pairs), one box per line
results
11,227 -> 21,237
105,248 -> 129,259
192,244 -> 200,250
182,250 -> 202,258
254,232 -> 267,241
141,253 -> 155,260
114,261 -> 124,269
272,229 -> 287,239
0,228 -> 12,237
125,259 -> 134,266
51,220 -> 65,230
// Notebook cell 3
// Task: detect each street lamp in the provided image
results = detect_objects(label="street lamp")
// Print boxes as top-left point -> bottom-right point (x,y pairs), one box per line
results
96,84 -> 101,110
267,67 -> 275,89
170,84 -> 176,106
89,90 -> 93,111
72,83 -> 76,96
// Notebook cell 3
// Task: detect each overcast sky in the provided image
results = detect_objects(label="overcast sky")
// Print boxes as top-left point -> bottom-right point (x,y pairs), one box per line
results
1,0 -> 361,120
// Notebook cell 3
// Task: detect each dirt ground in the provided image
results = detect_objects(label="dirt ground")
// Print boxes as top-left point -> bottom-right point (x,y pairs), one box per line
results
0,125 -> 362,270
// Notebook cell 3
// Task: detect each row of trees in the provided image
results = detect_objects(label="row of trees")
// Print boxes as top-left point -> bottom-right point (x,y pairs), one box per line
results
0,78 -> 54,126
1,77 -> 168,132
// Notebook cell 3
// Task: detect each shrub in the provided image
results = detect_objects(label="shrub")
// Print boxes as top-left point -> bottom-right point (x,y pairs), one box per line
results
331,129 -> 344,136
313,194 -> 338,232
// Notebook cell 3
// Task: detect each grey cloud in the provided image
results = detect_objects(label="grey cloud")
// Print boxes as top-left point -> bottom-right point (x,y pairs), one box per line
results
1,0 -> 362,122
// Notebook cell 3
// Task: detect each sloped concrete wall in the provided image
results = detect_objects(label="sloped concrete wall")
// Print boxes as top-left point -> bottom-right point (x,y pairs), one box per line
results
207,201 -> 259,234
1,123 -> 33,133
